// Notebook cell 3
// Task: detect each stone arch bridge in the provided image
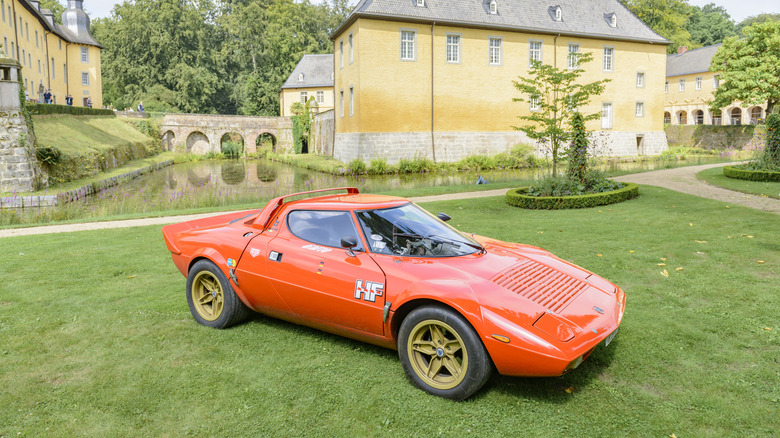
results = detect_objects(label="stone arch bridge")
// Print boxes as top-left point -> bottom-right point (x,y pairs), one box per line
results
160,114 -> 294,155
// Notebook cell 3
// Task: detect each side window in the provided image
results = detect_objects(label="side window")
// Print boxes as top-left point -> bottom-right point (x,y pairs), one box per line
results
287,210 -> 362,250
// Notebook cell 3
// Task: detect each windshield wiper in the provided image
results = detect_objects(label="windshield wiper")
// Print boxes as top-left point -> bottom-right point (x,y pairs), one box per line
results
395,232 -> 485,254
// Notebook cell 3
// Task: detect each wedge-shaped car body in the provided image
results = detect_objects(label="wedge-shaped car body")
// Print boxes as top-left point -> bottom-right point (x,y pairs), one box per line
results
163,188 -> 626,400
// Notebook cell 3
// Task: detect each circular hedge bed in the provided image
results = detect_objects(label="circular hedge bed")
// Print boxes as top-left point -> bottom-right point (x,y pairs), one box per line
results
506,183 -> 639,210
723,165 -> 780,182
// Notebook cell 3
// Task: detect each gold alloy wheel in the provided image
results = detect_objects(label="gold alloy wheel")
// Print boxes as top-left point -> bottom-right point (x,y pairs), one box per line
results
191,271 -> 224,321
406,319 -> 468,390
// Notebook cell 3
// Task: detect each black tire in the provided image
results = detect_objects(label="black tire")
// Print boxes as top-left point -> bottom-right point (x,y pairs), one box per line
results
186,259 -> 252,329
398,306 -> 492,400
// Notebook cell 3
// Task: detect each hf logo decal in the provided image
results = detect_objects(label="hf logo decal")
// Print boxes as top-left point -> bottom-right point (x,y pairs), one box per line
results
354,279 -> 384,302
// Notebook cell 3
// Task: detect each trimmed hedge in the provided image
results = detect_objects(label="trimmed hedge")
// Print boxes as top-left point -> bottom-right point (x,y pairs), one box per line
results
28,103 -> 114,117
506,183 -> 639,209
723,165 -> 780,182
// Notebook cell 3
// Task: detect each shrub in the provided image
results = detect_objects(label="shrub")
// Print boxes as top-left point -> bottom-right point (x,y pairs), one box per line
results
28,103 -> 114,117
763,113 -> 779,167
221,141 -> 243,159
510,143 -> 542,167
397,157 -> 437,174
506,183 -> 639,209
457,155 -> 496,171
368,158 -> 390,175
35,146 -> 61,165
348,158 -> 367,175
723,165 -> 780,182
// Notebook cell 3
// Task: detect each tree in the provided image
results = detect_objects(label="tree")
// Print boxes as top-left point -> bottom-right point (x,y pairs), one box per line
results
621,0 -> 696,54
512,52 -> 610,178
710,20 -> 780,115
736,13 -> 780,35
566,112 -> 589,184
686,3 -> 736,47
39,0 -> 66,24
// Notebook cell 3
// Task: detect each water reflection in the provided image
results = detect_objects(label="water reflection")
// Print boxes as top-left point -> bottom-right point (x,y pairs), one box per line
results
221,162 -> 246,185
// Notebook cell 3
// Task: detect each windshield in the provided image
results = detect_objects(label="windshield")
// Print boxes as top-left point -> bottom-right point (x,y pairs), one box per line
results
356,203 -> 480,257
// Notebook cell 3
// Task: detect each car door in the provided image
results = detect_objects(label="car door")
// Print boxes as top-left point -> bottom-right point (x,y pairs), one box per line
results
263,209 -> 387,335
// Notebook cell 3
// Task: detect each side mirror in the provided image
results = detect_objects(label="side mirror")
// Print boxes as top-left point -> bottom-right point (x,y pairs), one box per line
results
341,236 -> 358,256
437,213 -> 451,222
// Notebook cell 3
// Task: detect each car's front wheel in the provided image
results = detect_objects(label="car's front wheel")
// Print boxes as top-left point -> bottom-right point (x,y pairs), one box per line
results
398,306 -> 492,400
186,260 -> 251,329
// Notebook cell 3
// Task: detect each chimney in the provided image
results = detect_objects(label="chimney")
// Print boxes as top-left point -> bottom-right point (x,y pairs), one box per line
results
677,46 -> 687,55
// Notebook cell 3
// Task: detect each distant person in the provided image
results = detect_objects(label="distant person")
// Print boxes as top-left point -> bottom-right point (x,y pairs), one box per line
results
86,96 -> 92,108
137,101 -> 144,112
43,89 -> 52,104
65,95 -> 73,106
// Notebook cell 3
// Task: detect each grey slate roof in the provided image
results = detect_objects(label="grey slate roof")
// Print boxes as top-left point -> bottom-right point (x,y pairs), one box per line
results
281,54 -> 334,89
334,0 -> 669,44
666,44 -> 721,77
17,0 -> 102,48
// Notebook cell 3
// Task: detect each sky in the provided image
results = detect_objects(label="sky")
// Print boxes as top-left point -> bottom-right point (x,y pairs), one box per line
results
84,0 -> 777,23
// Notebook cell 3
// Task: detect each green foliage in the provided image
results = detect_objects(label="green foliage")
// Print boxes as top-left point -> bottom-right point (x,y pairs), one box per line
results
622,0 -> 696,53
506,182 -> 638,209
763,113 -> 780,167
736,13 -> 780,34
512,52 -> 609,178
35,146 -> 61,165
686,3 -> 736,47
221,141 -> 243,159
723,165 -> 780,182
710,20 -> 780,115
348,158 -> 367,175
39,0 -> 65,24
398,158 -> 437,174
368,158 -> 390,175
566,112 -> 589,184
28,103 -> 115,116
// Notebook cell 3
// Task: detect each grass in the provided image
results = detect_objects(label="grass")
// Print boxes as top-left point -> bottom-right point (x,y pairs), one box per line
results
697,167 -> 780,200
33,115 -> 152,157
1,187 -> 777,436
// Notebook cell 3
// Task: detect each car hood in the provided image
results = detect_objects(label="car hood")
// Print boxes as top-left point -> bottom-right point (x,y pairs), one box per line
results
373,236 -> 621,335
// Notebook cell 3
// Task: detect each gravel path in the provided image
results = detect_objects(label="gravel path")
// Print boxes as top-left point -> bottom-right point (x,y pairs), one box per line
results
2,162 -> 776,239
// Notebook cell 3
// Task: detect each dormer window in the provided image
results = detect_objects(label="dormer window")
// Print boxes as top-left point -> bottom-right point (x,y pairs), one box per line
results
298,73 -> 304,81
606,13 -> 617,27
553,6 -> 562,21
416,0 -> 425,7
489,0 -> 497,15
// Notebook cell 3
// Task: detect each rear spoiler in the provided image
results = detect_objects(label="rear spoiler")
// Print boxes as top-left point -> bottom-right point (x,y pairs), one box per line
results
251,187 -> 359,230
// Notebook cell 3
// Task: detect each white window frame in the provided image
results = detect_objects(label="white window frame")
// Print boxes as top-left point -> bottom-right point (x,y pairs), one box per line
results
446,33 -> 461,64
348,33 -> 353,64
608,13 -> 617,27
695,76 -> 702,90
679,79 -> 685,92
298,73 -> 304,82
601,102 -> 613,129
416,0 -> 424,6
339,90 -> 344,117
530,95 -> 540,111
489,0 -> 497,14
602,46 -> 614,72
567,43 -> 579,69
81,47 -> 88,63
316,90 -> 324,104
635,101 -> 644,117
488,37 -> 502,66
529,40 -> 542,66
400,29 -> 416,61
35,30 -> 38,48
636,72 -> 645,88
349,86 -> 354,117
300,91 -> 307,104
554,6 -> 562,21
81,72 -> 89,86
51,57 -> 55,79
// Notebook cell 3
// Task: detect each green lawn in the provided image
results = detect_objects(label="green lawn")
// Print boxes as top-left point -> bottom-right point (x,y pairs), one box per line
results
697,166 -> 780,200
33,115 -> 151,157
1,187 -> 777,436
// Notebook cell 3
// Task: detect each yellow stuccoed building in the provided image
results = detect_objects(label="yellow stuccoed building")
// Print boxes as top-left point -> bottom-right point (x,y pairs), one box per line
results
664,44 -> 767,126
2,0 -> 102,108
331,0 -> 670,163
280,54 -> 335,117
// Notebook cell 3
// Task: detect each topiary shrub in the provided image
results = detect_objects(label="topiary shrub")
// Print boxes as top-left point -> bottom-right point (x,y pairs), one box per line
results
28,103 -> 114,117
506,183 -> 639,209
723,165 -> 780,182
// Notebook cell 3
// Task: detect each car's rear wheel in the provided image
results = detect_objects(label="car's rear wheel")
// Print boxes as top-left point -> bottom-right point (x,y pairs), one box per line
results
398,306 -> 492,400
186,260 -> 251,329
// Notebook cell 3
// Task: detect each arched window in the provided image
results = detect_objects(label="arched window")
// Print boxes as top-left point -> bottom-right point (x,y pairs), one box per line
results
664,112 -> 671,124
750,107 -> 763,124
694,110 -> 704,125
730,108 -> 741,125
677,111 -> 687,125
711,110 -> 722,125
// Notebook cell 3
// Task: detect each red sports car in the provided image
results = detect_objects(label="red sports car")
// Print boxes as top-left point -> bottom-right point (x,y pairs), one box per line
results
163,187 -> 625,400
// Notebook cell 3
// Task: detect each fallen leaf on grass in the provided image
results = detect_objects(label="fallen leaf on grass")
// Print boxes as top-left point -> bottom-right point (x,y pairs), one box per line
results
657,263 -> 666,266
564,387 -> 575,394
538,231 -> 544,234
127,275 -> 136,279
757,260 -> 765,264
597,254 -> 603,257
695,240 -> 707,244
629,250 -> 635,253
747,235 -> 754,238
660,257 -> 668,261
660,269 -> 669,278
764,327 -> 772,331
670,434 -> 678,438
675,267 -> 684,271
725,206 -> 730,209
689,222 -> 693,227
